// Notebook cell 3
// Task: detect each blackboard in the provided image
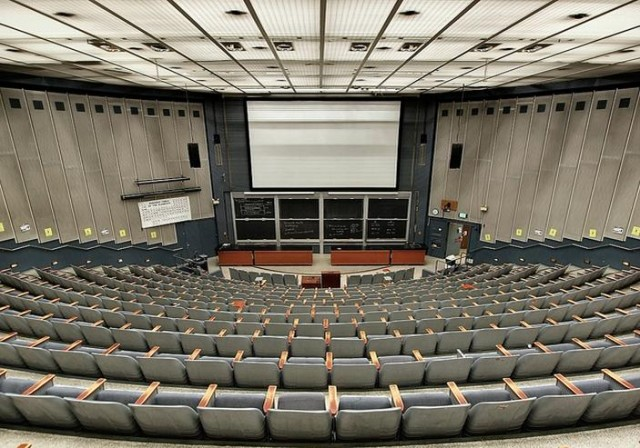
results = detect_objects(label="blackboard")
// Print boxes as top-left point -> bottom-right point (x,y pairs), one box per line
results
234,198 -> 275,219
325,220 -> 363,239
280,199 -> 319,219
324,199 -> 363,219
280,220 -> 320,239
236,220 -> 276,240
368,199 -> 409,219
367,219 -> 407,239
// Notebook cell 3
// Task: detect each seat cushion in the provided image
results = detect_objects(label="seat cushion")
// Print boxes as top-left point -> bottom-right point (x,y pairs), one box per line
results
462,389 -> 511,405
401,391 -> 451,408
277,393 -> 326,411
213,393 -> 265,409
339,396 -> 391,410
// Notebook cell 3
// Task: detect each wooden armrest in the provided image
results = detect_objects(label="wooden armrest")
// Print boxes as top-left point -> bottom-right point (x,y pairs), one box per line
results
324,331 -> 331,346
322,319 -> 329,330
184,327 -> 195,335
520,321 -> 532,328
22,374 -> 55,395
572,338 -> 592,350
0,368 -> 5,378
198,384 -> 218,407
76,378 -> 106,400
489,323 -> 499,329
412,349 -> 423,361
549,303 -> 559,308
359,331 -> 367,342
17,310 -> 31,316
389,384 -> 404,411
572,315 -> 585,322
554,374 -> 584,395
602,369 -> 635,390
119,323 -> 132,330
263,385 -> 277,414
17,291 -> 30,297
594,312 -> 608,319
425,328 -> 435,334
287,330 -> 295,343
278,351 -> 288,369
103,343 -> 120,355
208,316 -> 216,321
132,309 -> 143,314
447,381 -> 468,405
393,329 -> 402,338
458,326 -> 468,332
40,313 -> 54,320
604,334 -> 627,346
235,317 -> 244,323
188,349 -> 202,360
135,381 -> 160,405
615,308 -> 630,315
634,329 -> 640,338
64,340 -> 83,351
0,332 -> 18,342
328,385 -> 338,416
370,351 -> 380,369
0,305 -> 8,312
350,318 -> 357,325
325,352 -> 333,371
533,341 -> 552,353
29,336 -> 50,347
496,345 -> 512,356
545,318 -> 558,325
151,325 -> 162,332
529,305 -> 539,310
503,378 -> 528,400
233,350 -> 244,363
251,329 -> 261,341
217,329 -> 228,337
145,346 -> 160,357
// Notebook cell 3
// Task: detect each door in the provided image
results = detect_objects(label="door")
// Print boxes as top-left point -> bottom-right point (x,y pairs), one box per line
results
426,217 -> 448,259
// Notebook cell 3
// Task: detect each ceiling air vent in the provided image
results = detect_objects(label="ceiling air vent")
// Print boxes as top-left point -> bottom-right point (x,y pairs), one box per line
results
87,39 -> 123,52
518,43 -> 551,53
399,42 -> 421,52
350,42 -> 370,52
472,43 -> 499,52
275,42 -> 294,51
144,42 -> 172,52
222,42 -> 245,52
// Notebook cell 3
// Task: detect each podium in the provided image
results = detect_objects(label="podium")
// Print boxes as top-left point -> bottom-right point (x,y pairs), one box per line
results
321,271 -> 341,288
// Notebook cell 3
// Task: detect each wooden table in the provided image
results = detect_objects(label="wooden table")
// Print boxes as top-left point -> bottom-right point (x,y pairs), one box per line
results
254,250 -> 313,266
330,249 -> 390,266
217,250 -> 254,266
300,275 -> 321,289
390,249 -> 426,265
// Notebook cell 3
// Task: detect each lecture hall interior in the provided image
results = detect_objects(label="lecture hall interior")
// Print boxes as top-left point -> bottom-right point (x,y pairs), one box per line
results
1,1 -> 640,447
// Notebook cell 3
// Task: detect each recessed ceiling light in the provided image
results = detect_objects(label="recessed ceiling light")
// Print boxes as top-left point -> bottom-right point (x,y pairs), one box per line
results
88,39 -> 123,52
225,10 -> 247,16
568,13 -> 589,19
143,42 -> 172,52
222,42 -> 245,52
54,11 -> 76,18
275,42 -> 294,51
399,10 -> 420,16
519,43 -> 551,53
471,43 -> 499,52
253,46 -> 268,50
350,42 -> 370,52
399,42 -> 421,52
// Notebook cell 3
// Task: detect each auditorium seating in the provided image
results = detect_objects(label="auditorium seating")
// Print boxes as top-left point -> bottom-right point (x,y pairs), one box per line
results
0,261 -> 639,442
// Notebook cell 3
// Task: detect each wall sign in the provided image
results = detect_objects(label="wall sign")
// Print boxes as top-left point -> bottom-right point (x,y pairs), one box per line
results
138,196 -> 192,229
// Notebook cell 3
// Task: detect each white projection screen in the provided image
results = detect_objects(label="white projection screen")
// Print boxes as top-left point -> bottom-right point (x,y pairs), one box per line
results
247,101 -> 401,188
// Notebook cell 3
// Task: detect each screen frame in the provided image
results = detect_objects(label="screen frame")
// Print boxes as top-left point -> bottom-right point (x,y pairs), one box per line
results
245,98 -> 404,191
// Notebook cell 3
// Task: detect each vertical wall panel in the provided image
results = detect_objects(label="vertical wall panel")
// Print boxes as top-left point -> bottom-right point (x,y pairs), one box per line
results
0,90 -> 35,242
48,92 -> 97,243
174,102 -> 203,219
428,102 -> 453,219
190,103 -> 215,219
70,94 -> 114,243
444,103 -> 468,202
497,99 -> 532,242
456,101 -> 483,218
158,101 -> 183,246
470,101 -> 499,223
626,184 -> 640,241
24,91 -> 78,243
0,183 -> 15,242
584,88 -> 638,240
564,90 -> 615,241
88,97 -> 131,244
3,89 -> 57,243
546,92 -> 592,242
108,98 -> 145,245
512,96 -> 552,241
482,99 -> 516,243
528,94 -> 571,241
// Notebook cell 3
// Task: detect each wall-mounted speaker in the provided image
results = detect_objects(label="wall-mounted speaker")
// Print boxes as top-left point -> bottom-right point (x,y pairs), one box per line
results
188,143 -> 201,168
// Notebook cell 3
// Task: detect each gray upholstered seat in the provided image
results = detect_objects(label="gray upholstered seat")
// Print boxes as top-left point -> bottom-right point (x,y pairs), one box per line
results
330,358 -> 377,388
424,356 -> 473,384
282,358 -> 328,389
198,392 -> 267,440
367,335 -> 402,356
329,337 -> 365,358
185,358 -> 234,386
131,391 -> 202,438
138,356 -> 188,384
67,389 -> 140,434
576,378 -> 640,422
234,358 -> 281,387
267,392 -> 332,441
521,384 -> 594,428
378,356 -> 426,387
463,388 -> 534,434
335,395 -> 401,441
401,391 -> 470,438
51,349 -> 102,377
468,355 -> 518,382
291,337 -> 326,357
0,377 -> 37,424
10,385 -> 82,429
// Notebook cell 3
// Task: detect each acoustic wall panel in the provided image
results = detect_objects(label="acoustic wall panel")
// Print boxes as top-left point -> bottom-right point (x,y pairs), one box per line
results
0,90 -> 34,242
482,99 -> 516,244
546,92 -> 592,242
528,94 -> 571,242
88,97 -> 131,244
564,90 -> 615,241
496,99 -> 532,242
471,101 -> 499,226
3,89 -> 57,243
173,102 -> 202,219
0,183 -> 14,242
428,102 -> 453,218
444,102 -> 468,201
190,104 -> 214,219
70,94 -> 114,244
456,101 -> 483,220
584,88 -> 638,241
108,98 -> 146,245
48,92 -> 97,244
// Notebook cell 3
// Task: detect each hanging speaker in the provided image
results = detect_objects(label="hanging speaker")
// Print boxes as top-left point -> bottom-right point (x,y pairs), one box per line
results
188,143 -> 201,168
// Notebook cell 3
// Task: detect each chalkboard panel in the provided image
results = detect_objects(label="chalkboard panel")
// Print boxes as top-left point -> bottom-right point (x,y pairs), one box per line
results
368,199 -> 409,219
367,219 -> 407,239
234,198 -> 275,219
280,199 -> 319,219
324,199 -> 363,219
236,220 -> 276,240
280,220 -> 320,239
325,220 -> 363,239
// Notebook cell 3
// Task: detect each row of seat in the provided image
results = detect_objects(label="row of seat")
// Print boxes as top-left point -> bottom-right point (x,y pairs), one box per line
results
227,268 -> 299,286
2,328 -> 639,387
2,368 -> 640,441
345,268 -> 416,286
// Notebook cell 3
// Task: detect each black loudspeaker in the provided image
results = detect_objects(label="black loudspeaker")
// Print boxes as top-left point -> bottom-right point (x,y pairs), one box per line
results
188,143 -> 201,168
420,133 -> 427,144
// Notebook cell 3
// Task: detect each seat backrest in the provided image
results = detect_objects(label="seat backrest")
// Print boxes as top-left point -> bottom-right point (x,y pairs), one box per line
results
571,379 -> 611,394
277,392 -> 326,411
97,389 -> 142,404
213,393 -> 265,409
401,391 -> 451,408
338,396 -> 392,410
0,377 -> 37,394
462,389 -> 511,405
153,392 -> 202,409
